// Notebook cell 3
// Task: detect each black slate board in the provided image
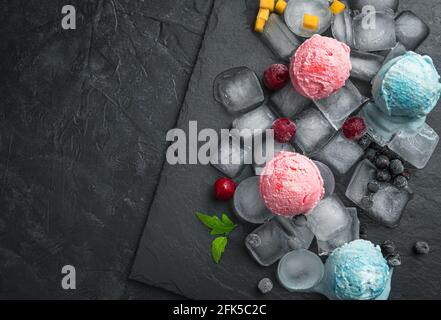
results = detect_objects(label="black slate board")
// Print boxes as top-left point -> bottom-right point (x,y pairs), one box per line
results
131,0 -> 441,299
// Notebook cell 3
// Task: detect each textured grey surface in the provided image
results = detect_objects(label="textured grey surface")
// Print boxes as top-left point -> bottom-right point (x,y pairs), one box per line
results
0,0 -> 213,299
131,0 -> 441,299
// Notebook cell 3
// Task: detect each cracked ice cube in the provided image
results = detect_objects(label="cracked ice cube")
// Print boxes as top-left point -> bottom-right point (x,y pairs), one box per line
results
233,176 -> 273,224
314,80 -> 366,130
317,207 -> 359,256
245,216 -> 314,266
345,159 -> 412,228
350,50 -> 384,83
313,131 -> 366,176
395,11 -> 430,51
352,10 -> 396,52
293,107 -> 336,156
231,105 -> 276,141
269,84 -> 311,118
306,195 -> 351,241
388,123 -> 439,169
261,14 -> 301,61
213,66 -> 264,114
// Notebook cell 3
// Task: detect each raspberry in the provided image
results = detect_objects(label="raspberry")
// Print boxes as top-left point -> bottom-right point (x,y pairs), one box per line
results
263,64 -> 289,91
342,116 -> 367,140
213,177 -> 236,201
272,118 -> 297,143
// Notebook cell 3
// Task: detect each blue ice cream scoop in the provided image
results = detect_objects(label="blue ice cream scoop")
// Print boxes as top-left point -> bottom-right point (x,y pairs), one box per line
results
323,240 -> 391,300
372,51 -> 441,118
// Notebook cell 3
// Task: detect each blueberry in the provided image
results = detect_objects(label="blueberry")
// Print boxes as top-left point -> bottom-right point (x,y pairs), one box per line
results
375,155 -> 390,169
389,159 -> 404,176
393,175 -> 408,189
402,169 -> 411,180
381,240 -> 397,256
387,253 -> 402,267
367,181 -> 380,193
358,135 -> 372,149
258,278 -> 273,294
294,214 -> 307,227
414,241 -> 430,255
377,170 -> 391,182
361,195 -> 374,209
365,148 -> 377,162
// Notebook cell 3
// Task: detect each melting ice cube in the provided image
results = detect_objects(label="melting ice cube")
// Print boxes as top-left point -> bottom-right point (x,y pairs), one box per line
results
350,50 -> 384,83
232,105 -> 276,140
395,11 -> 430,51
269,83 -> 311,118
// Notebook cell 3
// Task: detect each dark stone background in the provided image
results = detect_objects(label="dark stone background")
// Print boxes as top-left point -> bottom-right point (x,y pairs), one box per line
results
1,0 -> 441,299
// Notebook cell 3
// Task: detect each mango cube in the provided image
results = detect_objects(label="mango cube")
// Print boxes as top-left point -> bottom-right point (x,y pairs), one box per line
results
330,0 -> 346,15
255,18 -> 266,33
275,0 -> 287,14
303,13 -> 319,31
257,8 -> 270,21
260,0 -> 275,12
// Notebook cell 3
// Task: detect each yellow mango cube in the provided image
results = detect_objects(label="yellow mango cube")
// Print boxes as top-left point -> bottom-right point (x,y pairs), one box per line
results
257,8 -> 270,21
255,18 -> 266,33
303,13 -> 319,31
275,0 -> 287,14
260,0 -> 275,12
330,0 -> 346,15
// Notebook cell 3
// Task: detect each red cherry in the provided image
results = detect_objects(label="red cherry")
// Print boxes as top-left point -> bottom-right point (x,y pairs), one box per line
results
272,118 -> 297,143
342,116 -> 367,140
213,178 -> 237,201
263,64 -> 289,91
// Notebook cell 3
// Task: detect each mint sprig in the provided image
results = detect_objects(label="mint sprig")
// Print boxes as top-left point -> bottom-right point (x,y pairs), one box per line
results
196,212 -> 238,264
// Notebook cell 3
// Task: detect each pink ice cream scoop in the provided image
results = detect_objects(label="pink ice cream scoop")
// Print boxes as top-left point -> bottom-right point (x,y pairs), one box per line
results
259,151 -> 324,217
290,34 -> 351,100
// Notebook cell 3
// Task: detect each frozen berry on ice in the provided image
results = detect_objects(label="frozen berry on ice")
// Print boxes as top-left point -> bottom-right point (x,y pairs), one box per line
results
263,64 -> 289,91
272,118 -> 297,143
342,116 -> 367,140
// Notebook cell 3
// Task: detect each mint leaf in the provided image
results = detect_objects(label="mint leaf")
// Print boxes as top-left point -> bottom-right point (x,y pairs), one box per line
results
195,212 -> 220,229
196,212 -> 237,235
221,213 -> 235,227
212,237 -> 228,264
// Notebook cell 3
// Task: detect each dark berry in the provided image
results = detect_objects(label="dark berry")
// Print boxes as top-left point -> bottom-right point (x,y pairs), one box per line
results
272,118 -> 297,143
393,175 -> 408,189
402,169 -> 411,180
258,278 -> 273,294
367,181 -> 380,193
361,195 -> 374,209
389,159 -> 404,176
375,155 -> 390,169
414,241 -> 430,255
377,170 -> 391,182
293,214 -> 307,227
387,253 -> 402,267
358,134 -> 372,149
381,240 -> 397,256
365,148 -> 377,163
342,116 -> 367,140
213,177 -> 236,201
263,64 -> 289,91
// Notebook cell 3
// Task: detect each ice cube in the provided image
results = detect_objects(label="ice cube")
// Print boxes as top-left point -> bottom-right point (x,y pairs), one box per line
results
261,14 -> 301,61
277,250 -> 324,292
313,161 -> 336,198
348,0 -> 399,13
253,138 -> 295,175
314,80 -> 366,130
293,107 -> 336,156
331,2 -> 353,46
350,50 -> 384,82
395,11 -> 430,51
317,208 -> 360,256
313,131 -> 365,176
388,123 -> 439,169
383,42 -> 407,65
213,67 -> 264,114
284,0 -> 332,38
269,84 -> 311,118
352,10 -> 396,52
245,216 -> 314,266
345,160 -> 412,227
233,176 -> 274,224
231,105 -> 276,141
306,195 -> 351,241
210,134 -> 248,178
